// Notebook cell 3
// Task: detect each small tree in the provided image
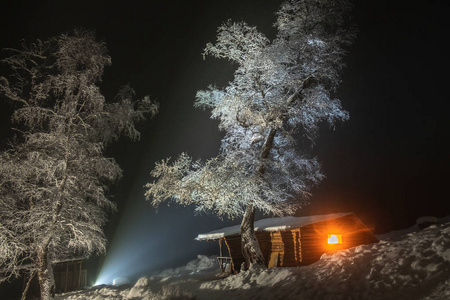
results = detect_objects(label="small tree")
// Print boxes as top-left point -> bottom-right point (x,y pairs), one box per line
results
145,0 -> 355,269
0,30 -> 158,299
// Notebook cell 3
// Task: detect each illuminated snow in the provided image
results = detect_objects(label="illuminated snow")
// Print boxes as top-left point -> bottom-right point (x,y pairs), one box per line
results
55,217 -> 450,300
113,277 -> 130,286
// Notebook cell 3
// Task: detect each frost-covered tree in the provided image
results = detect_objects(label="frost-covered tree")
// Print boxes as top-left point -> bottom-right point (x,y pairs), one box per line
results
145,0 -> 355,269
0,30 -> 158,299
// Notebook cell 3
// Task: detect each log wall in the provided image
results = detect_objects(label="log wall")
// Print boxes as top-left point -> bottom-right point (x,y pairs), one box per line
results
300,214 -> 378,264
224,214 -> 378,273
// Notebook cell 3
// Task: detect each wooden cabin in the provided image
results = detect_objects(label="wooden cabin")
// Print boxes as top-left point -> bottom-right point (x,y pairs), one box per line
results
197,213 -> 378,273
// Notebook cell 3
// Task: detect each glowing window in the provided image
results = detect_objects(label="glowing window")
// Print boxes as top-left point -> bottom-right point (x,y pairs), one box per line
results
327,234 -> 343,244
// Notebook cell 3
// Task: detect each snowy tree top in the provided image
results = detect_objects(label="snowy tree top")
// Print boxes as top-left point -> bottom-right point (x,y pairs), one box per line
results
196,212 -> 353,240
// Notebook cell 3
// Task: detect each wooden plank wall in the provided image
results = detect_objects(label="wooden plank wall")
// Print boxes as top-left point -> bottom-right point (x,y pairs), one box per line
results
53,262 -> 87,293
280,229 -> 301,267
256,231 -> 279,266
300,214 -> 378,264
224,214 -> 378,272
225,229 -> 303,272
259,229 -> 303,267
53,269 -> 87,293
23,263 -> 87,299
224,235 -> 243,273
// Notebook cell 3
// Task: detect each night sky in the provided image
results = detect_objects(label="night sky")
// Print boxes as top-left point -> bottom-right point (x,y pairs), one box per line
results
1,0 -> 449,282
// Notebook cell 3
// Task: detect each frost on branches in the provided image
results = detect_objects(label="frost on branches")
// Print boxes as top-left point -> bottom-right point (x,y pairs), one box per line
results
145,0 -> 355,269
0,30 -> 158,299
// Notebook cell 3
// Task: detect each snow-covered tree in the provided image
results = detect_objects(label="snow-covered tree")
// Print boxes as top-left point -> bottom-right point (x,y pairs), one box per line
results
145,0 -> 355,269
0,30 -> 158,299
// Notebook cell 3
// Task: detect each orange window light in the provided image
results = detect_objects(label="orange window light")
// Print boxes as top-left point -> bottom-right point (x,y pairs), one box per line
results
327,234 -> 343,244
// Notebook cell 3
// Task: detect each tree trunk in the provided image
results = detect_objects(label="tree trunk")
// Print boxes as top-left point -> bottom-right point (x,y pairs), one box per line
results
240,204 -> 265,270
239,128 -> 277,271
37,248 -> 55,300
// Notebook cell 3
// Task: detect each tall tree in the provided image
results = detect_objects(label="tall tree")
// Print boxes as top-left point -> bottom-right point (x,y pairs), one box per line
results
0,30 -> 158,299
145,0 -> 355,270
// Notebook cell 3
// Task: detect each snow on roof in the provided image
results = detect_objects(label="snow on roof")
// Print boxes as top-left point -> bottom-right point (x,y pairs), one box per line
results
196,212 -> 353,241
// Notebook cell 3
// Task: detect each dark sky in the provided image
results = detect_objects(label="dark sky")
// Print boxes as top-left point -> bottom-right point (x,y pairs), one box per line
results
1,0 -> 449,282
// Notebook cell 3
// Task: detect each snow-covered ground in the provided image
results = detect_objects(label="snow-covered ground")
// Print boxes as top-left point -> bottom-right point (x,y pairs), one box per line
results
56,217 -> 450,300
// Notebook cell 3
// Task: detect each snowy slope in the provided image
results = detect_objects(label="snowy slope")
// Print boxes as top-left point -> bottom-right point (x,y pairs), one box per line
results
56,217 -> 450,300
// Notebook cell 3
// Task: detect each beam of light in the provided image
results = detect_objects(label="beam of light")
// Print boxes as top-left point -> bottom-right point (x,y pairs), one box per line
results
94,204 -> 161,286
94,195 -> 219,287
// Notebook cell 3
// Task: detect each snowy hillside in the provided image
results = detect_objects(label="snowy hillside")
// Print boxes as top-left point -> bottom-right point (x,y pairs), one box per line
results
57,217 -> 450,300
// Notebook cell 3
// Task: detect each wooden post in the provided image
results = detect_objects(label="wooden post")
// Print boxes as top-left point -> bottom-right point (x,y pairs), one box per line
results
72,262 -> 77,291
219,239 -> 224,271
78,261 -> 82,289
64,262 -> 69,293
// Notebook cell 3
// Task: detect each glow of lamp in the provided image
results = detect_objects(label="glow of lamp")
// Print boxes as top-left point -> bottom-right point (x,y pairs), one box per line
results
327,234 -> 342,244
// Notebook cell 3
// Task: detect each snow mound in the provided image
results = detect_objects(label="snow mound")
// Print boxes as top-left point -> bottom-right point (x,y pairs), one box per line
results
154,254 -> 217,278
113,277 -> 130,286
416,216 -> 438,229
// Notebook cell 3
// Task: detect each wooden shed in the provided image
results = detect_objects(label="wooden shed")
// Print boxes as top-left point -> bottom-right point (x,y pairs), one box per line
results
52,258 -> 87,293
21,258 -> 87,299
197,213 -> 378,273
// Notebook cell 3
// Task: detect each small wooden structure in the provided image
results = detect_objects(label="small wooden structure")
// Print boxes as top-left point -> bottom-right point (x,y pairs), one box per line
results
22,258 -> 87,299
52,258 -> 87,293
197,213 -> 378,273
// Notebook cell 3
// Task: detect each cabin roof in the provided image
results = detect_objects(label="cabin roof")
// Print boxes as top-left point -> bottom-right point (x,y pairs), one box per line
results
196,212 -> 353,241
